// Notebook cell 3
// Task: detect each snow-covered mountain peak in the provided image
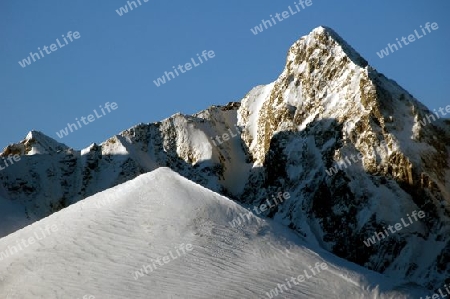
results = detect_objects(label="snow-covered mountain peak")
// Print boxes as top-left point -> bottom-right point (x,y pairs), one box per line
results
25,130 -> 43,140
305,25 -> 369,68
23,130 -> 69,154
238,26 -> 448,177
235,27 -> 449,289
238,26 -> 376,165
1,130 -> 69,157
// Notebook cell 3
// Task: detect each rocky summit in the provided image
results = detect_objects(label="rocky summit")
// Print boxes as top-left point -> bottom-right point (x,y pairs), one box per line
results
1,26 -> 449,290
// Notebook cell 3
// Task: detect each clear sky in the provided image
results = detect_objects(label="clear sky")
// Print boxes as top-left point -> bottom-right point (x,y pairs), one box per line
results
1,0 -> 448,150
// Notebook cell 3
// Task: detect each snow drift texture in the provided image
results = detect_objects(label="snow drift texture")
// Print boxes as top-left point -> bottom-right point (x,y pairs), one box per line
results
0,168 -> 421,298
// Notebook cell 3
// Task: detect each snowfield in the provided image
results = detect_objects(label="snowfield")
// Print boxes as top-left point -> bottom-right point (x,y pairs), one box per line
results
0,168 -> 426,298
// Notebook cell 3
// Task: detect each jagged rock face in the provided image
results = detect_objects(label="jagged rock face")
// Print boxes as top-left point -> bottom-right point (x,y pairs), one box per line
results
0,103 -> 248,235
0,26 -> 449,289
237,26 -> 450,289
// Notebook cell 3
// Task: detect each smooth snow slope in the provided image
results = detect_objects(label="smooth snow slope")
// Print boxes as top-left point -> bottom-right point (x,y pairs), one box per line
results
0,168 -> 424,298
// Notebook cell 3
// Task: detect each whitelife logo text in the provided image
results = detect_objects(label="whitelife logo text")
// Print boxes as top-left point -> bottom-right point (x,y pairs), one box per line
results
250,0 -> 313,35
229,192 -> 290,228
18,31 -> 81,68
0,224 -> 58,262
115,0 -> 149,16
133,243 -> 193,280
153,50 -> 215,87
56,102 -> 118,139
363,210 -> 425,247
376,22 -> 439,58
0,155 -> 21,172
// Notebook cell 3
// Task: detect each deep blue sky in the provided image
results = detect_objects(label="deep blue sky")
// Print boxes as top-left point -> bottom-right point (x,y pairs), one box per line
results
1,0 -> 448,150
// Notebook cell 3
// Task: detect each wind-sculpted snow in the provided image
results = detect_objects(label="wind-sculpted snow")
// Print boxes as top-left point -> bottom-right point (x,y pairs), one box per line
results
0,168 -> 424,298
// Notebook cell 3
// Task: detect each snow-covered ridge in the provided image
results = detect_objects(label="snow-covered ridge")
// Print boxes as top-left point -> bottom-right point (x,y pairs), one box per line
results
0,168 -> 424,298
